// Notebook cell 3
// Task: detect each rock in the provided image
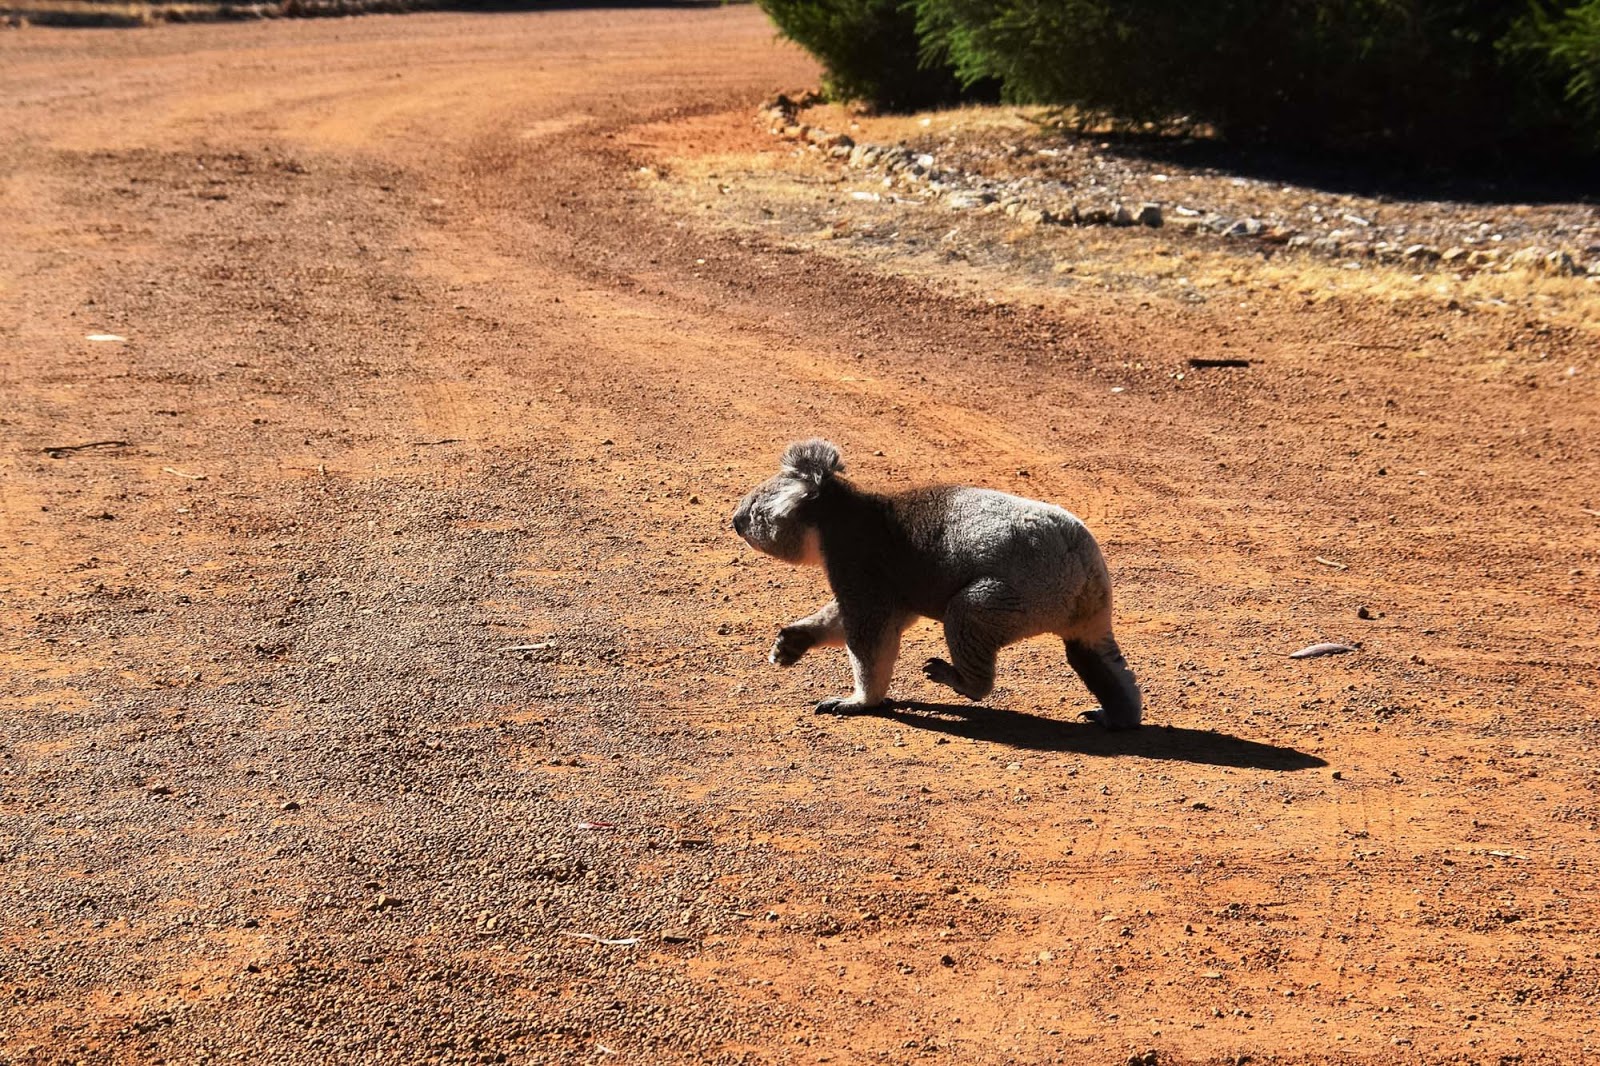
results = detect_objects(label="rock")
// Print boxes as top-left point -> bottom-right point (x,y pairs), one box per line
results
1505,246 -> 1550,274
1223,217 -> 1265,238
1112,204 -> 1135,226
1079,206 -> 1112,226
1403,243 -> 1440,262
806,128 -> 850,150
1469,248 -> 1501,267
1004,202 -> 1046,224
1441,247 -> 1468,264
945,192 -> 991,211
1543,250 -> 1582,276
1135,202 -> 1163,227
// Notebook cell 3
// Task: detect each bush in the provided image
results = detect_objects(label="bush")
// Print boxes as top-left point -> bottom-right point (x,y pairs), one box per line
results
920,0 -> 1600,157
1506,0 -> 1600,149
756,0 -> 972,110
762,0 -> 1600,159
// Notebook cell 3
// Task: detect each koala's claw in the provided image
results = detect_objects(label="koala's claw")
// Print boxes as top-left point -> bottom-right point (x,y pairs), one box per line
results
770,627 -> 811,667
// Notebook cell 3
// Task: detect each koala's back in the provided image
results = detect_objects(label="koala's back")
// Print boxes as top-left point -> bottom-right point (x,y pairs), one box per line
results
884,487 -> 1110,631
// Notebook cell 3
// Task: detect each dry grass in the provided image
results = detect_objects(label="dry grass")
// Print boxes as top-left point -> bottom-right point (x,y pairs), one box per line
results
654,102 -> 1600,340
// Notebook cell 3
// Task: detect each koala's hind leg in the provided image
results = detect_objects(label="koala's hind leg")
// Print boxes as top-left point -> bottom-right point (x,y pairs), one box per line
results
923,579 -> 1026,702
771,600 -> 845,667
1065,634 -> 1142,730
815,608 -> 910,714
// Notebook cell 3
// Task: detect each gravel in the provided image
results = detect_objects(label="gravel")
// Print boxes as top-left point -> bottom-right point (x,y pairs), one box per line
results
762,96 -> 1600,277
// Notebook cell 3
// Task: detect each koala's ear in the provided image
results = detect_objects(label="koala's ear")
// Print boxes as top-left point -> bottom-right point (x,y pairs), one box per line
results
780,439 -> 845,486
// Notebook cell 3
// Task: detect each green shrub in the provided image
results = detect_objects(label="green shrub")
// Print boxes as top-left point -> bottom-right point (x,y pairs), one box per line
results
914,0 -> 1594,157
1506,0 -> 1600,148
761,0 -> 1600,158
755,0 -> 972,110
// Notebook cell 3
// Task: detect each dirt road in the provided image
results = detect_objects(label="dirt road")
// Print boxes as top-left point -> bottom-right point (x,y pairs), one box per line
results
2,8 -> 1598,1064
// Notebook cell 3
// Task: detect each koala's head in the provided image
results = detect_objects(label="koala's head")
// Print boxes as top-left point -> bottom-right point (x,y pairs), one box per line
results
731,439 -> 844,565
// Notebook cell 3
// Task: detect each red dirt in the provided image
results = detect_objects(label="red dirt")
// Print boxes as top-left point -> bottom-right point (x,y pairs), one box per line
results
2,8 -> 1598,1065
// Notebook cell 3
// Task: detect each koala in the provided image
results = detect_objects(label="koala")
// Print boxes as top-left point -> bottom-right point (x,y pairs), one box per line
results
731,439 -> 1142,729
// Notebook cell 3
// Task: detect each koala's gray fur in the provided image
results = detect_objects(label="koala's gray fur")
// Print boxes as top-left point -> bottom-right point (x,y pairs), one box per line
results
731,439 -> 1142,728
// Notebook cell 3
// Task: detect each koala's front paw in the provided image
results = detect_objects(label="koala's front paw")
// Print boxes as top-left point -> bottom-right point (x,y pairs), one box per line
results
815,696 -> 884,716
770,626 -> 814,667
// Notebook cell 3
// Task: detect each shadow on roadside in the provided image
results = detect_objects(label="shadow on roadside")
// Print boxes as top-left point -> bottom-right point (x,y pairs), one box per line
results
850,700 -> 1327,771
1073,129 -> 1599,207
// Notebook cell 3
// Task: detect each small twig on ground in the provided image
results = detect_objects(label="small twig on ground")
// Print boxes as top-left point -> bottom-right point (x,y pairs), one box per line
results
43,440 -> 129,458
410,438 -> 464,446
1582,508 -> 1600,518
1289,642 -> 1357,659
1314,556 -> 1349,570
560,932 -> 640,947
162,466 -> 207,480
1329,341 -> 1407,350
1188,357 -> 1252,368
503,642 -> 554,652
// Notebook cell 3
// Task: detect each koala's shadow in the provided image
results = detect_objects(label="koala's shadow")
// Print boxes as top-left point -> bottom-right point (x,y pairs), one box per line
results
858,701 -> 1326,771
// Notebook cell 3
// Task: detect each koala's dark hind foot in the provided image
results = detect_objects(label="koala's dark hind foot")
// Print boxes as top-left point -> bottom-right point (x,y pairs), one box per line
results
922,657 -> 990,702
1066,635 -> 1142,730
1078,707 -> 1141,731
